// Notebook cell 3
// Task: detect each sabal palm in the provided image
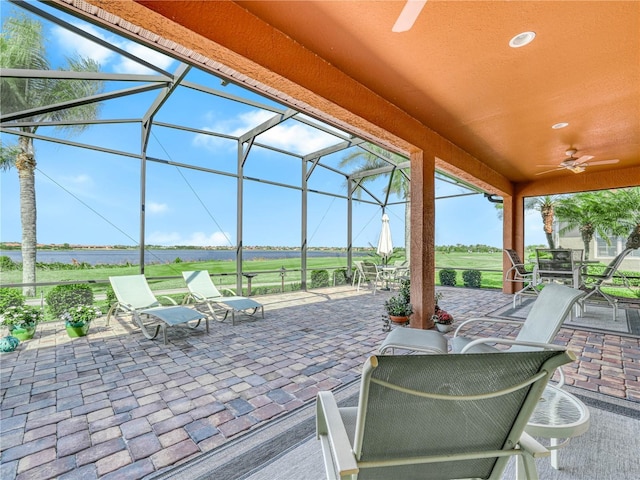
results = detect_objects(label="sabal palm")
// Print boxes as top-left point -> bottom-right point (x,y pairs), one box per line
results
339,143 -> 410,255
0,14 -> 103,295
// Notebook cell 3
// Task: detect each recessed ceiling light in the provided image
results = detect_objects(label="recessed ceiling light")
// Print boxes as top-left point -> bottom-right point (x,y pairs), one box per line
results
509,31 -> 536,48
552,122 -> 569,129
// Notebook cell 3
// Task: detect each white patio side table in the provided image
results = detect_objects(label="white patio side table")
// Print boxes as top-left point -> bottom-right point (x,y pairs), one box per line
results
523,384 -> 591,471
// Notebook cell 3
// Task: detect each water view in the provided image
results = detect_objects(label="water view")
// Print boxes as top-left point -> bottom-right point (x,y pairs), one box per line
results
0,248 -> 351,266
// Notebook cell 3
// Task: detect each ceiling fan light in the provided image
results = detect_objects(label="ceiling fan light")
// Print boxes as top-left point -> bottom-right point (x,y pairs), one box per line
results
509,31 -> 536,48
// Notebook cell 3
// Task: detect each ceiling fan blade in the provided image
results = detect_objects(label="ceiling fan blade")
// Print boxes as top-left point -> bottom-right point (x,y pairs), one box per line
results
573,155 -> 594,165
535,168 -> 562,175
585,159 -> 620,166
392,0 -> 427,32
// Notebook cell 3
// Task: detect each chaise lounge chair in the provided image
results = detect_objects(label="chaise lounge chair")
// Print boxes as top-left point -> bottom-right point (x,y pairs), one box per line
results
107,274 -> 208,344
317,349 -> 575,479
379,283 -> 585,357
181,270 -> 264,325
450,283 -> 586,354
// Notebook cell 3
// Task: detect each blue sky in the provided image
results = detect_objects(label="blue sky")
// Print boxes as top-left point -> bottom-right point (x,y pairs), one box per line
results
0,2 -> 547,250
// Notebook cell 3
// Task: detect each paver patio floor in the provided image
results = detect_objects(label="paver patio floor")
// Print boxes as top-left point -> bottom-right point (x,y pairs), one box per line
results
1,285 -> 638,479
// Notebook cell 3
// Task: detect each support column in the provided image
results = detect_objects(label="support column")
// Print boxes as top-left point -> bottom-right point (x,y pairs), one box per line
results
502,189 -> 525,294
409,150 -> 435,329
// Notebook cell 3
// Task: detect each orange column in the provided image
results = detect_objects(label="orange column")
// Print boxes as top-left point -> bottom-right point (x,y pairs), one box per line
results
502,189 -> 525,294
410,150 -> 435,329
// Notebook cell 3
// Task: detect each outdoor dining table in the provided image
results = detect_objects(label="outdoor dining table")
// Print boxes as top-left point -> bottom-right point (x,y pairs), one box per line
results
535,249 -> 599,290
377,265 -> 397,290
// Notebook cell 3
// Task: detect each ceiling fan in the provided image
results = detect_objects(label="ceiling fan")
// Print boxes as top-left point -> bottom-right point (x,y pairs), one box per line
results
392,0 -> 427,32
536,149 -> 619,175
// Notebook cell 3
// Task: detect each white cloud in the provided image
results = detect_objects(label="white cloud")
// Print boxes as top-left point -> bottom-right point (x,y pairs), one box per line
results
52,24 -> 114,66
51,22 -> 174,75
112,43 -> 175,75
146,230 -> 232,247
193,109 -> 341,155
147,202 -> 168,214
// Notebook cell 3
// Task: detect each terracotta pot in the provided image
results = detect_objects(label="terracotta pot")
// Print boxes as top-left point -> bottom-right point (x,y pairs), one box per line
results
389,315 -> 410,324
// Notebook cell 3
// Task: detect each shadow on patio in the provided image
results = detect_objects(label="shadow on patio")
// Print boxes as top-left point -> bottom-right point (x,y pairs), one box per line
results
1,285 -> 638,479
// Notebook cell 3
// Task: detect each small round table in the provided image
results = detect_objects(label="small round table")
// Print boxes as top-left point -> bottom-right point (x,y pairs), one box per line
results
525,384 -> 591,470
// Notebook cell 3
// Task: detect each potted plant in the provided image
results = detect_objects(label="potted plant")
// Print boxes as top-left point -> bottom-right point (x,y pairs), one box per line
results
61,304 -> 101,338
1,305 -> 42,340
384,279 -> 413,324
433,291 -> 454,332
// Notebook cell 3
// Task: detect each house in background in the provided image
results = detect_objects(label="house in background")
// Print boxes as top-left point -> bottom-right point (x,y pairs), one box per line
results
556,224 -> 640,271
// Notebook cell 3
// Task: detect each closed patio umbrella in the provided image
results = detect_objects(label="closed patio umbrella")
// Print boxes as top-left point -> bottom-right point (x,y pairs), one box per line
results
377,213 -> 394,265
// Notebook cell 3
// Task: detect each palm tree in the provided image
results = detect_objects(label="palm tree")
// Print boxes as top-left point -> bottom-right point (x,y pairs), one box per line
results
600,187 -> 640,249
494,195 -> 559,248
554,192 -> 611,259
339,143 -> 410,256
537,196 -> 559,248
0,13 -> 103,296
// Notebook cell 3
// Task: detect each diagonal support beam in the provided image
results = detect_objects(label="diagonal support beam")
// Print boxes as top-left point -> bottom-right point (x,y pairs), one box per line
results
0,83 -> 166,123
142,63 -> 191,150
238,108 -> 297,144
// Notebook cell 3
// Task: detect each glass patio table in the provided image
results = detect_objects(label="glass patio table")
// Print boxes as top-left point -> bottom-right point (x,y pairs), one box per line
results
524,384 -> 591,470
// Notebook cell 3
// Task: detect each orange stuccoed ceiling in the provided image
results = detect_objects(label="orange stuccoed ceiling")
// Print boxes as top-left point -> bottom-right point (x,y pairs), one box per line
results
65,0 -> 638,197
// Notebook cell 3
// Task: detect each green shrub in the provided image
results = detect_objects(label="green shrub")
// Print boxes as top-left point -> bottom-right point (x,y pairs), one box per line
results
0,288 -> 25,314
439,269 -> 457,286
398,279 -> 411,303
310,269 -> 330,288
462,270 -> 482,288
0,256 -> 19,271
46,284 -> 94,319
105,286 -> 116,309
333,268 -> 349,286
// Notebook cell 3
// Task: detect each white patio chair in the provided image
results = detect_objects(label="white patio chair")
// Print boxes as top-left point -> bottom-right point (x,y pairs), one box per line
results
451,283 -> 586,354
182,270 -> 264,325
504,248 -> 539,308
317,349 -> 574,480
107,274 -> 208,344
579,247 -> 634,321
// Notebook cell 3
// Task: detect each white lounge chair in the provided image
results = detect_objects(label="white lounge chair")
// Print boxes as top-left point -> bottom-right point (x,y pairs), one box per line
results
451,283 -> 585,354
107,274 -> 207,344
317,349 -> 574,480
181,270 -> 264,325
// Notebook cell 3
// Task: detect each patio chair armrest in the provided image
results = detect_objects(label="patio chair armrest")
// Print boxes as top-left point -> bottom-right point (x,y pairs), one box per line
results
518,432 -> 550,459
453,317 -> 524,337
614,272 -> 631,289
460,337 -> 566,353
316,391 -> 359,479
220,287 -> 238,296
158,295 -> 178,305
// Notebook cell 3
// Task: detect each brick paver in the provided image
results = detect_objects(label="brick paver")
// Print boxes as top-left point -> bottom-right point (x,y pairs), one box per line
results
1,285 -> 638,478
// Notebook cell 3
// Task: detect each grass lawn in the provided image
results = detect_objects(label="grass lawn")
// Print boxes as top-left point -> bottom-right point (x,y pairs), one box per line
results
2,251 -> 637,305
